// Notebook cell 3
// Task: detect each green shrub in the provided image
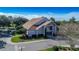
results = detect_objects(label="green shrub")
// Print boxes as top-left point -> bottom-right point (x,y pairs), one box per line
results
53,46 -> 59,51
42,46 -> 79,51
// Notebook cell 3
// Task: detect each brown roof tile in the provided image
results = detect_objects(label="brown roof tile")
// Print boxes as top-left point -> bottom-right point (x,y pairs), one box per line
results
23,17 -> 47,30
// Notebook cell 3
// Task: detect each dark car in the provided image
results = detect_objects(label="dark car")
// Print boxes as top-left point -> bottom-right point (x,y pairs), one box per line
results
0,41 -> 6,49
0,33 -> 12,38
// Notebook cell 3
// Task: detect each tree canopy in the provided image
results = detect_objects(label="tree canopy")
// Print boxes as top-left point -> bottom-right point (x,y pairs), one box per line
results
50,17 -> 55,22
69,17 -> 76,23
0,15 -> 28,27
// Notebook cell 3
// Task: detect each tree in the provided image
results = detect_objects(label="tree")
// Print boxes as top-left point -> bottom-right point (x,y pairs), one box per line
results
0,15 -> 11,27
50,17 -> 55,22
55,21 -> 61,25
13,17 -> 28,26
0,15 -> 28,27
69,17 -> 76,23
8,16 -> 14,27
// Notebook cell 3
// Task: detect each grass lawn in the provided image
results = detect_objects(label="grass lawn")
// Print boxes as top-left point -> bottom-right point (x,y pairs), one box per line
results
11,35 -> 22,43
11,34 -> 46,43
41,48 -> 54,51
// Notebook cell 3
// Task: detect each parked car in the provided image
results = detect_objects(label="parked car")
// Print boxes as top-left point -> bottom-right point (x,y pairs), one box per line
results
0,41 -> 6,49
0,33 -> 12,38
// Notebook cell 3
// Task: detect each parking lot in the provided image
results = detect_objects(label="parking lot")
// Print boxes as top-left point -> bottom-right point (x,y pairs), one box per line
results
0,38 -> 70,51
0,35 -> 79,51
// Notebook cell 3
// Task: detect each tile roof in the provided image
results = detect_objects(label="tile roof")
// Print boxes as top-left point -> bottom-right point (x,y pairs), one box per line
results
30,26 -> 37,30
23,17 -> 47,30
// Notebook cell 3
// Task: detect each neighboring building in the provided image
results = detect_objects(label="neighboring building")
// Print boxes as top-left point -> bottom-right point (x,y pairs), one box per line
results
23,17 -> 57,38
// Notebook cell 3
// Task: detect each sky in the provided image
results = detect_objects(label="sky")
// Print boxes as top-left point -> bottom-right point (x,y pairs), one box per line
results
0,7 -> 79,20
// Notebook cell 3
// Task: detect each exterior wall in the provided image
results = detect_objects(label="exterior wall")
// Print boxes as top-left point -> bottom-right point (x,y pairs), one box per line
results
26,27 -> 45,37
26,23 -> 57,38
45,23 -> 57,38
37,27 -> 45,35
26,30 -> 37,37
46,23 -> 57,33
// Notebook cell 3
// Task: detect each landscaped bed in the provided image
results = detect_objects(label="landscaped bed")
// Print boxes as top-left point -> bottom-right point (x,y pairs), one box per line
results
11,34 -> 46,43
41,46 -> 79,51
11,35 -> 23,43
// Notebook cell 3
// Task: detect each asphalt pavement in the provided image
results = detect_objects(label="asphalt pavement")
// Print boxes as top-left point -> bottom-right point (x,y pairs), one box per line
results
0,38 -> 70,51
